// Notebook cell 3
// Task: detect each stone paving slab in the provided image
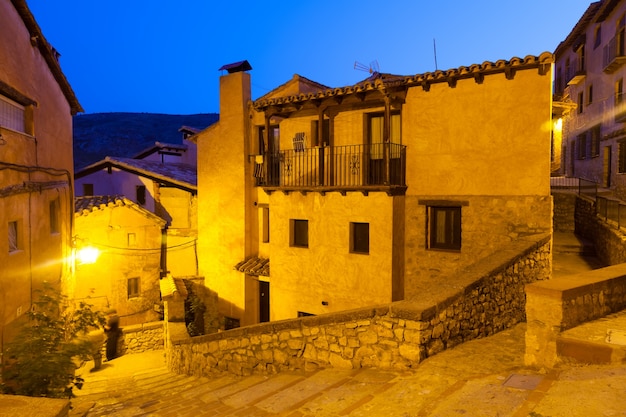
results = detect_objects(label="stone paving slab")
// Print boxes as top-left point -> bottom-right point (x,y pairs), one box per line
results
70,321 -> 626,416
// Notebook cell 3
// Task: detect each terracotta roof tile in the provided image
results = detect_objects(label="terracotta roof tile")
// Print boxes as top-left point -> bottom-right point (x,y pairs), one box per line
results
234,257 -> 270,277
253,53 -> 554,110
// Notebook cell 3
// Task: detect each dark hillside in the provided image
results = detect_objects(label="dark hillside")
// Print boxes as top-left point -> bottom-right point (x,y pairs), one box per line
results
73,112 -> 218,170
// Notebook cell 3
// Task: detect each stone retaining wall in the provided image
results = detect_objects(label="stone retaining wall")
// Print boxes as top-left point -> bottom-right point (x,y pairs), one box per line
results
118,321 -> 164,355
575,195 -> 626,265
552,191 -> 576,232
167,235 -> 551,377
525,263 -> 626,367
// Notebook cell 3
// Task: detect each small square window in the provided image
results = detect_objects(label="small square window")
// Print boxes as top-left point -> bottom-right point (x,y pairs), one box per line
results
83,183 -> 94,196
290,219 -> 308,248
127,233 -> 136,247
50,198 -> 60,234
8,221 -> 18,252
428,207 -> 461,251
350,222 -> 369,254
136,185 -> 146,205
127,277 -> 140,298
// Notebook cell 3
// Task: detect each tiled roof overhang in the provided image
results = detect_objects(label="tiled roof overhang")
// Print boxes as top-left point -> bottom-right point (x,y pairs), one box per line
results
253,53 -> 553,112
11,0 -> 83,114
75,157 -> 197,193
234,257 -> 270,277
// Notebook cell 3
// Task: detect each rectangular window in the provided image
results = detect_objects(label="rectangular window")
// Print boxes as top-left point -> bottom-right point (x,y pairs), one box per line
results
616,78 -> 624,105
127,277 -> 140,298
83,183 -> 94,196
127,232 -> 136,247
578,92 -> 584,113
50,198 -> 60,234
588,84 -> 593,105
594,26 -> 602,49
262,207 -> 270,243
350,222 -> 369,254
577,133 -> 588,160
8,221 -> 19,252
311,119 -> 329,147
0,94 -> 25,133
136,185 -> 146,205
429,207 -> 461,251
619,141 -> 626,173
591,125 -> 601,158
290,219 -> 308,248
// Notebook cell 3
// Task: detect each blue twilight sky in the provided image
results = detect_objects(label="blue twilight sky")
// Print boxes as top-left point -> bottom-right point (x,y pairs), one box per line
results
27,1 -> 593,115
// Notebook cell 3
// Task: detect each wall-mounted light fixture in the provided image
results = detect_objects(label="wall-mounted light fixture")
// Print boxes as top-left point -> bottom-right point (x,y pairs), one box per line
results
73,236 -> 100,265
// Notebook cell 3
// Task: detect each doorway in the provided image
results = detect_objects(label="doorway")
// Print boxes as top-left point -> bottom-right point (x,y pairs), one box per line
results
259,281 -> 269,323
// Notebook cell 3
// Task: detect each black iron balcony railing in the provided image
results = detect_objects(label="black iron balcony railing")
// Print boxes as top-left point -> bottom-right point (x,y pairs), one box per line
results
603,32 -> 626,73
565,56 -> 586,85
254,143 -> 406,193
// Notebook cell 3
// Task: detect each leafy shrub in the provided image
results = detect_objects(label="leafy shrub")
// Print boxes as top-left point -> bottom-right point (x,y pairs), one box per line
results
1,283 -> 105,398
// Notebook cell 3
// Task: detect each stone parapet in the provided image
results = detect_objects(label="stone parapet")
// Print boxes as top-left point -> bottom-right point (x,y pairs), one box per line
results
167,235 -> 551,377
525,263 -> 626,367
118,321 -> 164,355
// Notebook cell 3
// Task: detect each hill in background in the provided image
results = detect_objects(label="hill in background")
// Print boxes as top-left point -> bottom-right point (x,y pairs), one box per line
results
73,112 -> 219,170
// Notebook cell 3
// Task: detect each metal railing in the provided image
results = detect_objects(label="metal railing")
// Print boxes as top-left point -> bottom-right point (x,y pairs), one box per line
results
550,177 -> 598,199
258,143 -> 406,189
597,196 -> 626,230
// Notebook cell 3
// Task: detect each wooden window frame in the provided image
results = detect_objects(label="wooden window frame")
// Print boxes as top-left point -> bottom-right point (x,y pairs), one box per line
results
350,222 -> 369,254
290,219 -> 308,248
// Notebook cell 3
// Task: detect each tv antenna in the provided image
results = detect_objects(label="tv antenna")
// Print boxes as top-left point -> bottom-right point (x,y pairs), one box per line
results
354,60 -> 380,74
433,38 -> 438,70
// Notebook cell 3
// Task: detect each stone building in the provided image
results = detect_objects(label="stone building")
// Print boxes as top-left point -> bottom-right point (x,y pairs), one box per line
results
0,0 -> 82,352
73,196 -> 166,325
555,0 -> 626,196
194,54 -> 553,326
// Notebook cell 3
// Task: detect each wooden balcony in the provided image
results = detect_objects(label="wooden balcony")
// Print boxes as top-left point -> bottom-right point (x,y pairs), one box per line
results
255,143 -> 407,195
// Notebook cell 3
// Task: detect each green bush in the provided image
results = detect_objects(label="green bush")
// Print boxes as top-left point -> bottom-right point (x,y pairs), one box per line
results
1,283 -> 105,398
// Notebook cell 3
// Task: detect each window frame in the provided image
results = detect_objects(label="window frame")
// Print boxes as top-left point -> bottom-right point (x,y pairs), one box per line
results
350,222 -> 370,254
0,93 -> 26,134
49,198 -> 60,235
428,206 -> 462,251
136,185 -> 147,206
127,277 -> 140,299
290,219 -> 309,248
8,220 -> 19,253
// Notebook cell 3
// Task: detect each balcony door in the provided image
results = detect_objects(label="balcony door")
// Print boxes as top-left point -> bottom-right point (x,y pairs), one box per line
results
261,125 -> 280,186
367,112 -> 401,185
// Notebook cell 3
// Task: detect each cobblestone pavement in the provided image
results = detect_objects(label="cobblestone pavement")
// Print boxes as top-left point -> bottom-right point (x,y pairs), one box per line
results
71,320 -> 626,417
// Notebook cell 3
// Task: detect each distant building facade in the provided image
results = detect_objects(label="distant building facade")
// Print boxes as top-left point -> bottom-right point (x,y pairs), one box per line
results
0,0 -> 82,352
194,54 -> 553,326
74,156 -> 198,278
555,0 -> 626,197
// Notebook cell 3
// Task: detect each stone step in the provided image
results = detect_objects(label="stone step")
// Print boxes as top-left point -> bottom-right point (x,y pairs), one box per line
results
557,310 -> 626,365
68,352 -> 403,416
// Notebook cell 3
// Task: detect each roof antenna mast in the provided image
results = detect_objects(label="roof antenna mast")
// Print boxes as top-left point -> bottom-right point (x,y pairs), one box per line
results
354,60 -> 380,74
433,38 -> 438,70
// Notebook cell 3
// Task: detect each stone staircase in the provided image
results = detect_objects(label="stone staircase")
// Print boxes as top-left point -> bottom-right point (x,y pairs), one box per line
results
69,351 -> 401,416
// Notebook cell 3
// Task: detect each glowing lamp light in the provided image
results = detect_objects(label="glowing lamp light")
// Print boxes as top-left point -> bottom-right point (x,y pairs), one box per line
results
554,118 -> 563,131
76,246 -> 100,265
